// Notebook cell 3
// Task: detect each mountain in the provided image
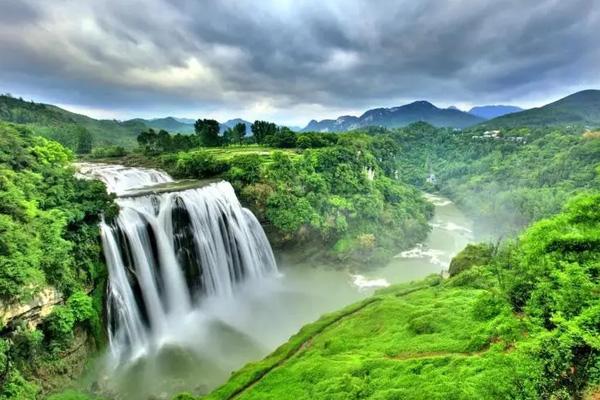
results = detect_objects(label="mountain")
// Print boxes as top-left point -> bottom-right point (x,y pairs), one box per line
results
301,101 -> 484,132
174,117 -> 196,124
220,118 -> 252,134
129,117 -> 195,134
482,90 -> 600,128
0,95 -> 147,149
136,116 -> 254,135
468,105 -> 523,119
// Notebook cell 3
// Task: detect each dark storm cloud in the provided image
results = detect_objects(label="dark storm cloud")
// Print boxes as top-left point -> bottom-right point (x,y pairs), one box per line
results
0,0 -> 599,121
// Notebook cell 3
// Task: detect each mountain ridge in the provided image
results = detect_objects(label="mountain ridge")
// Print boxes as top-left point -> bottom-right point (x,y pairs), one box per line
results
302,101 -> 484,132
468,105 -> 522,119
481,89 -> 600,128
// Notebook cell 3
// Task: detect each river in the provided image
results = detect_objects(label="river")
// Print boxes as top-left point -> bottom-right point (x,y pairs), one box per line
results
76,164 -> 474,399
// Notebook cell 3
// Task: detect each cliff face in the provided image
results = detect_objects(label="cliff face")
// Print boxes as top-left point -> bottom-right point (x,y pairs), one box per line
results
0,287 -> 62,329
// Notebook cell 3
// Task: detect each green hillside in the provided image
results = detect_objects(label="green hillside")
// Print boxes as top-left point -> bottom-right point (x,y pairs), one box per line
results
201,193 -> 600,400
482,90 -> 600,128
0,95 -> 148,151
128,117 -> 195,134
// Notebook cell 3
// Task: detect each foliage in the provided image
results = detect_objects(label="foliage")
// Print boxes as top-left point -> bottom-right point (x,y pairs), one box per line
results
448,243 -> 494,277
391,122 -> 600,235
0,94 -> 146,150
89,145 -> 127,158
137,128 -> 199,154
173,150 -> 228,178
195,119 -> 221,147
0,121 -> 115,398
155,133 -> 432,264
200,193 -> 600,399
251,120 -> 278,144
223,122 -> 247,145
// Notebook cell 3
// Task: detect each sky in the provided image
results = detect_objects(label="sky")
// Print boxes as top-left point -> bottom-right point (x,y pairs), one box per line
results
1,0 -> 599,127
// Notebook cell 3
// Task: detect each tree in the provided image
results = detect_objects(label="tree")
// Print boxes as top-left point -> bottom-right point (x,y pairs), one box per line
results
194,119 -> 221,147
137,128 -> 159,154
233,122 -> 247,144
251,120 -> 278,144
157,129 -> 172,151
265,127 -> 297,148
75,127 -> 93,154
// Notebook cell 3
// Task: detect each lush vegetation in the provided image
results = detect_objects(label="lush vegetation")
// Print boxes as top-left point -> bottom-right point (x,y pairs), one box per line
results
391,122 -> 600,235
482,89 -> 600,128
0,94 -> 146,152
0,122 -> 115,399
1,92 -> 599,399
153,132 -> 433,264
199,192 -> 600,399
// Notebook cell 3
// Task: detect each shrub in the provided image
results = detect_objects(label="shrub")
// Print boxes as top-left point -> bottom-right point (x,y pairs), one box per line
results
174,150 -> 228,178
225,154 -> 262,184
90,145 -> 127,158
448,243 -> 494,277
66,291 -> 94,322
42,306 -> 75,349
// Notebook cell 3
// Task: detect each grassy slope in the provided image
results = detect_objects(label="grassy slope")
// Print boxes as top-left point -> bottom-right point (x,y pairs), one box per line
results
200,192 -> 600,400
203,279 -> 532,400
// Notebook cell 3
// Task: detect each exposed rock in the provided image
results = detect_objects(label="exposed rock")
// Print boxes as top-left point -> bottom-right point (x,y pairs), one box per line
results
0,287 -> 62,329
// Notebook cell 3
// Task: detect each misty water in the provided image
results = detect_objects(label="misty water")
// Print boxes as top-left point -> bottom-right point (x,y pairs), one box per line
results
76,164 -> 473,400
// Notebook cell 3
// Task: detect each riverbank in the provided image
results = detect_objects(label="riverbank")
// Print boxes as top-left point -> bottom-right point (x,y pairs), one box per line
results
199,192 -> 600,400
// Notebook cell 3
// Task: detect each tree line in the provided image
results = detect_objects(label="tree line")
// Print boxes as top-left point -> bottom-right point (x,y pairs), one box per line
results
137,119 -> 305,154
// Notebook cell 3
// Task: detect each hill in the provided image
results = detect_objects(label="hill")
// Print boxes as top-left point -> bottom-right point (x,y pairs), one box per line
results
202,193 -> 600,399
482,90 -> 600,128
132,117 -> 254,135
302,101 -> 484,132
128,116 -> 195,134
0,95 -> 147,150
220,118 -> 253,135
468,105 -> 522,119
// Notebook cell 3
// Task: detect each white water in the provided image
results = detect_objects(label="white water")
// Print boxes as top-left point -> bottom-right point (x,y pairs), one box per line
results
78,165 -> 277,366
76,165 -> 474,399
76,162 -> 172,196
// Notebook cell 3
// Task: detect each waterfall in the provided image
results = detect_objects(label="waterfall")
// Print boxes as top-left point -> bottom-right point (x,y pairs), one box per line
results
78,164 -> 278,362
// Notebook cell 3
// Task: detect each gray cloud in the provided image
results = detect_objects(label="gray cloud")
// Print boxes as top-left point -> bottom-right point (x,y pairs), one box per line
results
0,0 -> 599,124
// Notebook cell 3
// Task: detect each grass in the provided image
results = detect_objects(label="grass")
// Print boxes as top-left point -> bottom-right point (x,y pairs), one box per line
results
82,146 -> 300,169
200,145 -> 299,162
201,277 -> 537,400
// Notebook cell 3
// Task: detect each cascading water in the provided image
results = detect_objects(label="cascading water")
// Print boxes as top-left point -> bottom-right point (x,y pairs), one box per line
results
77,164 -> 277,364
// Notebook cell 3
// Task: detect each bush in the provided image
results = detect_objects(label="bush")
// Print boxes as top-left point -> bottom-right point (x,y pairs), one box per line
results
42,306 -> 75,349
90,145 -> 127,158
225,154 -> 262,184
173,150 -> 228,178
66,291 -> 94,322
448,243 -> 494,277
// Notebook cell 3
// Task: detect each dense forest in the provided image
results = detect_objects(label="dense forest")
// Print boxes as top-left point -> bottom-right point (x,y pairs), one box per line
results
0,122 -> 115,399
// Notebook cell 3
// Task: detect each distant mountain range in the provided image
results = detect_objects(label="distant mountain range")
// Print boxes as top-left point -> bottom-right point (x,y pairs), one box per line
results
131,117 -> 254,135
482,90 -> 600,128
468,105 -> 523,119
128,117 -> 195,134
302,101 -> 485,132
1,89 -> 598,151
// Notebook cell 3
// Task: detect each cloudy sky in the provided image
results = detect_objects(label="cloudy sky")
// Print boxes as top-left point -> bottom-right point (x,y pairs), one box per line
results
1,0 -> 599,126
